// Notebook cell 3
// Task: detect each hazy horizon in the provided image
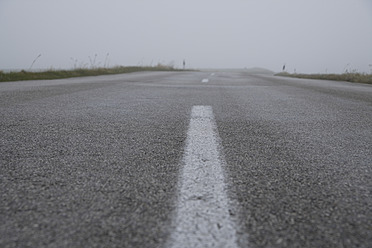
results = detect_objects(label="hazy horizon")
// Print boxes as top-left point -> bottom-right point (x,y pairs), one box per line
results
1,0 -> 371,73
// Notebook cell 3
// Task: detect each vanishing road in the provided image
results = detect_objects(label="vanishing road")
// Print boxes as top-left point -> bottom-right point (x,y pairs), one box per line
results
1,71 -> 371,247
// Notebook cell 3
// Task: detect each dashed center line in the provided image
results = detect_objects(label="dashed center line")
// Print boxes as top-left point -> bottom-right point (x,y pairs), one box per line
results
202,78 -> 209,83
167,106 -> 238,248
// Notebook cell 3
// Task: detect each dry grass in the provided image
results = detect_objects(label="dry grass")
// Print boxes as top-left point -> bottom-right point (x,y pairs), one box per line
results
0,66 -> 185,82
276,72 -> 372,84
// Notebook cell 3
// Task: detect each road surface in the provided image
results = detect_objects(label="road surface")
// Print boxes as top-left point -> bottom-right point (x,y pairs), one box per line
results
1,71 -> 371,247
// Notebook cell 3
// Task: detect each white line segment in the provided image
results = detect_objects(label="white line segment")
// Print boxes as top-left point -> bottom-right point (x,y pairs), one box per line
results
202,78 -> 209,83
167,106 -> 238,248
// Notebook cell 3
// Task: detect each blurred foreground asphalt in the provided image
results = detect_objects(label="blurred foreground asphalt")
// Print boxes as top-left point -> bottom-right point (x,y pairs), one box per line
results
1,71 -> 371,247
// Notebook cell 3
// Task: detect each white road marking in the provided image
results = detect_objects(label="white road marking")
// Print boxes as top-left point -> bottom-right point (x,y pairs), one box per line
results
202,78 -> 209,83
167,106 -> 238,248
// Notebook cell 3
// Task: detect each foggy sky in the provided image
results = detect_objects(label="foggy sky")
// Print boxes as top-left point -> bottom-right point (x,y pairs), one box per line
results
1,0 -> 371,73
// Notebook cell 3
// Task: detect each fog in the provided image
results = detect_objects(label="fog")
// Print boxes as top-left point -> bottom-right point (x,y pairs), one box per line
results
1,0 -> 371,73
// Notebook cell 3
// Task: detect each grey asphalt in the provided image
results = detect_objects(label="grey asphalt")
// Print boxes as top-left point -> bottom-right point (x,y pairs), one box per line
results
1,71 -> 371,247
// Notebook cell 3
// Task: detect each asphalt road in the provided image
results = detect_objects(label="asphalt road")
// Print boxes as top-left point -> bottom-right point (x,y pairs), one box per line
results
1,71 -> 371,247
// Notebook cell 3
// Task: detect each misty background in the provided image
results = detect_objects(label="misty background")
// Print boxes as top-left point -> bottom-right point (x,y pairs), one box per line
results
1,0 -> 371,73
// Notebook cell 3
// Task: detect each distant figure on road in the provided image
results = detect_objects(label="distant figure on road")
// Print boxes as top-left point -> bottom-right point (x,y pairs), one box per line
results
282,64 -> 286,71
183,60 -> 186,70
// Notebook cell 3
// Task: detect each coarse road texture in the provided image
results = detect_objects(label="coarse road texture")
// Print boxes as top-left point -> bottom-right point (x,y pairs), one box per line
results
0,71 -> 371,248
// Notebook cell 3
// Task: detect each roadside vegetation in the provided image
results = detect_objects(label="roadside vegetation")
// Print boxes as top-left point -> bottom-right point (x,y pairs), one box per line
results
0,65 -> 184,82
276,72 -> 372,84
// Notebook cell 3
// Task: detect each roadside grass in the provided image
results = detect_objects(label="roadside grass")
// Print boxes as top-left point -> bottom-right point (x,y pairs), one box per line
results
276,72 -> 372,84
0,65 -> 185,82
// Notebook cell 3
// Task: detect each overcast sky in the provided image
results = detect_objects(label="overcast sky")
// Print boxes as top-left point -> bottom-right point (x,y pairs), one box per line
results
1,0 -> 371,73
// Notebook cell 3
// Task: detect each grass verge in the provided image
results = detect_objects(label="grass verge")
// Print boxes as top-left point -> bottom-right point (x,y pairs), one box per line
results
0,66 -> 185,82
276,72 -> 372,85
